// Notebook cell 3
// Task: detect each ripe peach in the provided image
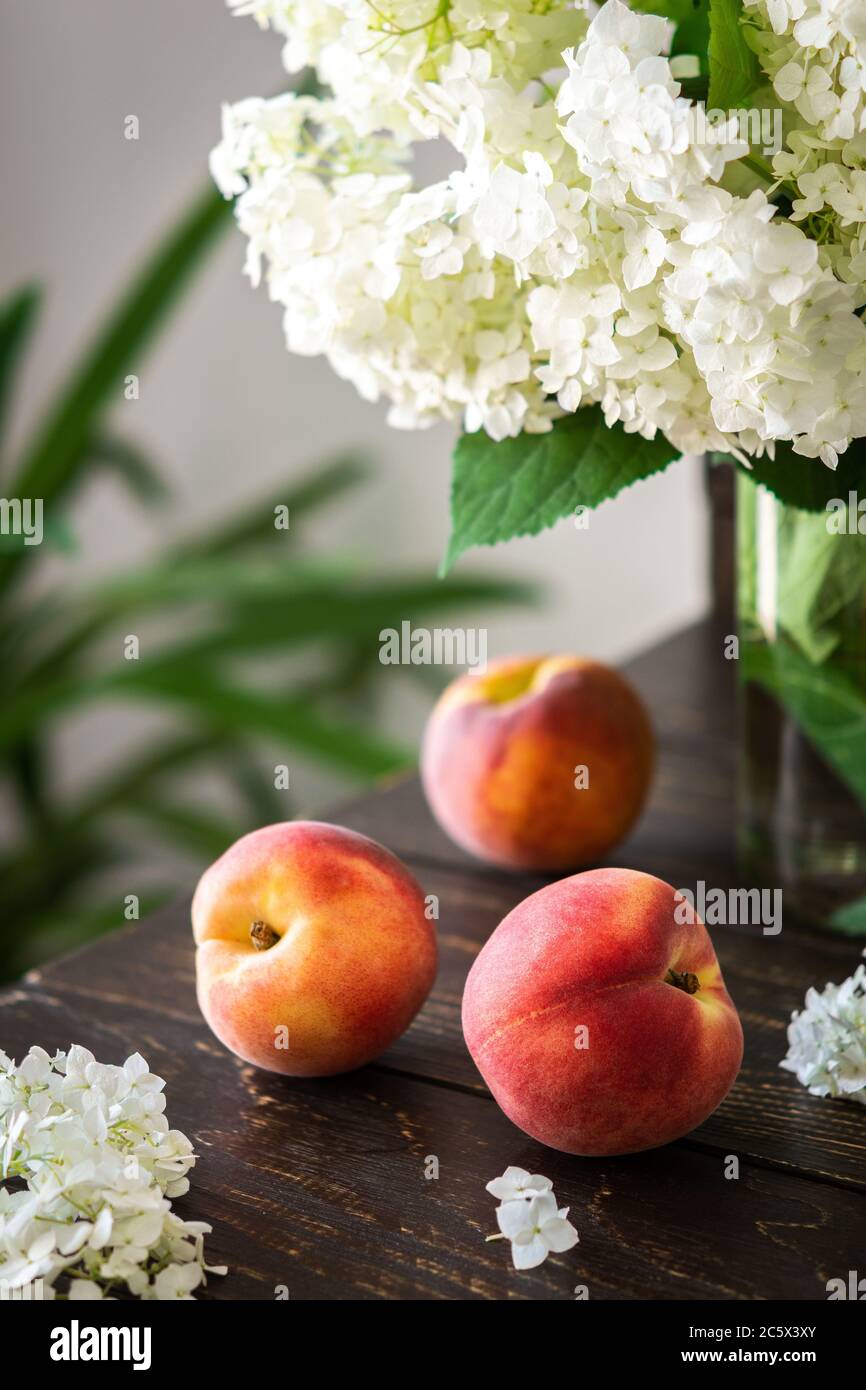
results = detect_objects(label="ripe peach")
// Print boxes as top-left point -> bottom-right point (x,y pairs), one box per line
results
420,656 -> 653,871
192,821 -> 437,1076
462,867 -> 743,1155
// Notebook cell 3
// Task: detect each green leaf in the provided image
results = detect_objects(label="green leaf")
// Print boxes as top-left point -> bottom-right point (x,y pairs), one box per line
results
119,791 -> 246,859
828,895 -> 866,936
731,439 -> 866,514
671,1 -> 711,72
0,831 -> 124,927
0,185 -> 231,590
5,737 -> 48,826
444,408 -> 680,571
87,434 -> 169,506
632,1 -> 711,79
9,566 -> 535,696
224,747 -> 291,826
629,0 -> 698,18
110,669 -> 414,779
4,894 -> 168,977
0,285 -> 40,458
775,509 -> 866,665
170,453 -> 368,562
708,0 -> 761,110
742,639 -> 866,809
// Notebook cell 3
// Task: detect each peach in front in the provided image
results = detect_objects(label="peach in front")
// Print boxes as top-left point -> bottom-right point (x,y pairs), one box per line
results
421,655 -> 653,871
192,821 -> 437,1076
462,867 -> 743,1155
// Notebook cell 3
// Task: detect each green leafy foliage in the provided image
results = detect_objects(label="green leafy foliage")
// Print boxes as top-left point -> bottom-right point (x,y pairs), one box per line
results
0,285 -> 41,450
632,0 -> 711,84
739,476 -> 866,933
741,640 -> 866,811
444,407 -> 680,570
730,440 -> 866,514
828,895 -> 866,936
0,187 -> 232,593
0,192 -> 533,979
775,509 -> 866,665
707,0 -> 761,109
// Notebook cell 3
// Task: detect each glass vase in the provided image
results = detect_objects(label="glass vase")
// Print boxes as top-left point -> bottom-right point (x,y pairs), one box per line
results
737,471 -> 866,934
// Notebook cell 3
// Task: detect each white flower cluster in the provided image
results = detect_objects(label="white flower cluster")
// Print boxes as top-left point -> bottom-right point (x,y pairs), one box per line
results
485,1165 -> 578,1269
213,0 -> 866,466
227,0 -> 582,141
746,0 -> 866,144
747,0 -> 866,302
780,956 -> 866,1103
0,1045 -> 226,1300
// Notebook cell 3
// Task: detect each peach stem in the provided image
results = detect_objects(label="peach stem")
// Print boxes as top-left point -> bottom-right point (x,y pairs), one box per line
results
250,920 -> 279,951
665,967 -> 699,995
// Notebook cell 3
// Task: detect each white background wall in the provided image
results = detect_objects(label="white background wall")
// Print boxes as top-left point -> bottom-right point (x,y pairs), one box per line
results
0,0 -> 710,810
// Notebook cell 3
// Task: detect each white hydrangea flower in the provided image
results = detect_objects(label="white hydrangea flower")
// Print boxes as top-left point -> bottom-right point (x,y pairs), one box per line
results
0,1045 -> 226,1300
485,1166 -> 553,1202
780,958 -> 866,1102
746,0 -> 866,299
213,0 -> 866,467
226,0 -> 590,140
496,1193 -> 579,1270
484,1166 -> 578,1269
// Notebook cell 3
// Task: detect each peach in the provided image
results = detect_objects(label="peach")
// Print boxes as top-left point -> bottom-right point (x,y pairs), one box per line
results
420,656 -> 653,871
192,821 -> 437,1076
462,868 -> 743,1155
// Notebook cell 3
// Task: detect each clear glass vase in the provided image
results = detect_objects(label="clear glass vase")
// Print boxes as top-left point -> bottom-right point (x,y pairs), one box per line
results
737,472 -> 866,934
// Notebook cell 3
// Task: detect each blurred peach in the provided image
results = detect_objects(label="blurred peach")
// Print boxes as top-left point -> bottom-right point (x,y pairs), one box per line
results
421,656 -> 653,870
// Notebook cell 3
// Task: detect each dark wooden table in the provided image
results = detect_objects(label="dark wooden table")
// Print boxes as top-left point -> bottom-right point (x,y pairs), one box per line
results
4,621 -> 864,1300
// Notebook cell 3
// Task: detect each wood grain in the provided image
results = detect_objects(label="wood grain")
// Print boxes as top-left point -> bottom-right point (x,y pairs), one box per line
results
3,621 -> 865,1299
2,989 -> 860,1301
27,867 -> 866,1194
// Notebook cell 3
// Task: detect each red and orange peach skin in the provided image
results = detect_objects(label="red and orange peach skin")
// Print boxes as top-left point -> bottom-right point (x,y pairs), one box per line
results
421,655 -> 654,871
192,821 -> 437,1076
462,867 -> 743,1156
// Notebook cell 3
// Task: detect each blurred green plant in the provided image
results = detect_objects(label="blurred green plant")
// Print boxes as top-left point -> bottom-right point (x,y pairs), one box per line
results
0,185 -> 535,980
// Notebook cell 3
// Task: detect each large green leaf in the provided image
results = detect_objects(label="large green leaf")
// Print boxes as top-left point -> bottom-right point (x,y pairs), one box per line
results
8,564 -> 534,698
0,660 -> 413,777
731,439 -> 866,514
119,791 -> 247,859
0,733 -> 222,886
707,0 -> 761,109
828,895 -> 866,937
631,0 -> 710,82
444,407 -> 680,571
0,185 -> 231,590
775,509 -> 866,665
5,894 -> 168,975
0,285 -> 40,458
87,434 -> 169,506
742,640 -> 866,810
169,454 -> 369,562
5,457 -> 375,683
107,669 -> 413,779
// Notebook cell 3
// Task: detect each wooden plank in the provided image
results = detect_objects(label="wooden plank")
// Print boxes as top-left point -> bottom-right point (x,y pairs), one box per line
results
1,989 -> 860,1301
27,875 -> 866,1193
7,620 -> 863,1300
